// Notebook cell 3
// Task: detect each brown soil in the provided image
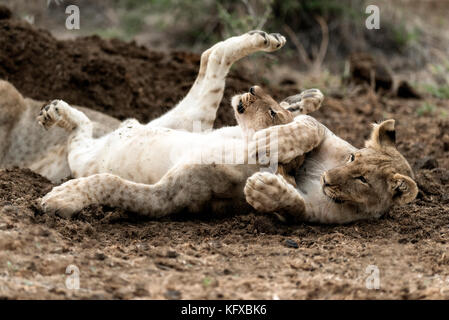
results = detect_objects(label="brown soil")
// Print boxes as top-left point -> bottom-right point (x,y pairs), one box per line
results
1,10 -> 449,299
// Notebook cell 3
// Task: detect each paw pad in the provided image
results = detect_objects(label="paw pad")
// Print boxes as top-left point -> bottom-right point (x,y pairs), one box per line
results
37,100 -> 63,129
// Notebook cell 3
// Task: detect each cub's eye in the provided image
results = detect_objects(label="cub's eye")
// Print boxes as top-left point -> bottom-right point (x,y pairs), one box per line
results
356,176 -> 368,184
249,87 -> 256,95
269,109 -> 276,118
348,154 -> 355,162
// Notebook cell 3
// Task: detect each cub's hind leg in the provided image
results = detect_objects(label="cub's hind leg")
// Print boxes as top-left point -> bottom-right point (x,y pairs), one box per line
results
40,163 -> 247,219
148,31 -> 286,132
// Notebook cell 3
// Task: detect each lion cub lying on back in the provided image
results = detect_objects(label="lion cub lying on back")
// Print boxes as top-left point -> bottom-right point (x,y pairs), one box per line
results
233,85 -> 307,186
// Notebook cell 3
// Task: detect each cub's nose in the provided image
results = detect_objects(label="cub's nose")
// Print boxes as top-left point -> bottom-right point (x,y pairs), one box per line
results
249,86 -> 256,95
321,173 -> 331,187
249,85 -> 261,95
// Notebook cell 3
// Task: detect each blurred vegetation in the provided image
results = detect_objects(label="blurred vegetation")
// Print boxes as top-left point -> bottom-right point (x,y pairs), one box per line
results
416,102 -> 436,116
414,58 -> 449,101
93,0 -> 430,73
87,0 -> 449,97
105,0 -> 368,43
423,84 -> 449,100
392,23 -> 421,49
3,0 -> 444,95
415,102 -> 447,119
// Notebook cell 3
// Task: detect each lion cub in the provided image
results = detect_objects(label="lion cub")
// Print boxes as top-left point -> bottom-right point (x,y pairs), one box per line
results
233,86 -> 304,186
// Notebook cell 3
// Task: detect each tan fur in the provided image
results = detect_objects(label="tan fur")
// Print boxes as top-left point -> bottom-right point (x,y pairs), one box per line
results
320,119 -> 417,213
0,31 -> 417,224
0,80 -> 120,182
232,86 -> 323,186
245,119 -> 418,223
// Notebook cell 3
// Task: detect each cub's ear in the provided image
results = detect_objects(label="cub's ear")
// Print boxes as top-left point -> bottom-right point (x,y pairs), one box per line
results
280,89 -> 323,116
366,119 -> 396,149
391,173 -> 418,205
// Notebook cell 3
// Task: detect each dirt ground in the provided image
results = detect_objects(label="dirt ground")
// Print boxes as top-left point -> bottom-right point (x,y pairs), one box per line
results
0,9 -> 449,299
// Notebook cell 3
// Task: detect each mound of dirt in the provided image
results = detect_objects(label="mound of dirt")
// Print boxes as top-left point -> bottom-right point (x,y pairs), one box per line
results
0,11 -> 449,299
0,16 -> 254,127
0,5 -> 12,20
348,53 -> 421,99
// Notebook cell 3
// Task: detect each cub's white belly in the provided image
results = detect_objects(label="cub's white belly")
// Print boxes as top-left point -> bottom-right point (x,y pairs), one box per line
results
71,123 -> 245,184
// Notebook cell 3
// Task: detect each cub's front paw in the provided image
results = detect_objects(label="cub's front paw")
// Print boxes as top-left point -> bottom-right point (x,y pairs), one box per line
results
40,181 -> 87,219
281,89 -> 324,115
247,31 -> 286,52
244,172 -> 288,212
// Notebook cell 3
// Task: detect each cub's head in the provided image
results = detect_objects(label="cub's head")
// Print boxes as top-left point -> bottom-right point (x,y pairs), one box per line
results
231,86 -> 294,136
322,119 -> 418,218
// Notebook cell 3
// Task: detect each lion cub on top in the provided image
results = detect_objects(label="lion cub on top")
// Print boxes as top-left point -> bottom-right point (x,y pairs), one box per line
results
233,85 -> 312,186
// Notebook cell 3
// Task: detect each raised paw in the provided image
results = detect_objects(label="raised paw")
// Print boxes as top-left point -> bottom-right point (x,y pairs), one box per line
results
40,180 -> 87,219
281,89 -> 324,115
37,100 -> 64,130
244,171 -> 290,212
247,30 -> 286,52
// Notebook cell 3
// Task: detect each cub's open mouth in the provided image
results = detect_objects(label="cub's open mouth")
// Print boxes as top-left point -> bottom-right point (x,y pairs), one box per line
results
231,92 -> 252,114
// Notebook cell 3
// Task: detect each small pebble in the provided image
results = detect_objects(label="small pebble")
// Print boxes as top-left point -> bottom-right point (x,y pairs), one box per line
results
134,285 -> 150,297
166,250 -> 178,258
94,252 -> 107,261
223,268 -> 232,275
285,239 -> 299,249
164,289 -> 182,300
